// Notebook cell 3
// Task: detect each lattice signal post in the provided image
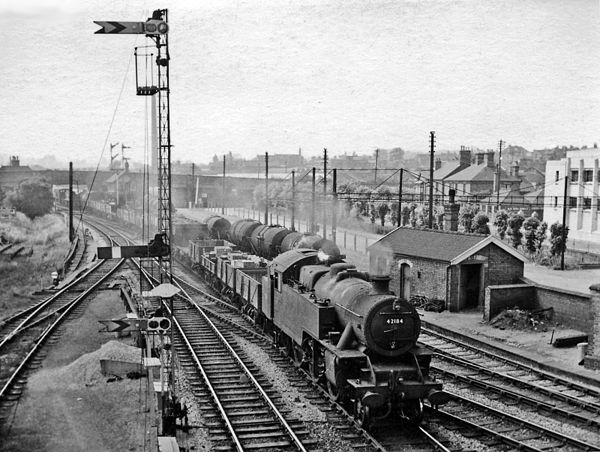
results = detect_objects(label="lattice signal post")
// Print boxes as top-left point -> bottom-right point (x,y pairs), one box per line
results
95,9 -> 173,283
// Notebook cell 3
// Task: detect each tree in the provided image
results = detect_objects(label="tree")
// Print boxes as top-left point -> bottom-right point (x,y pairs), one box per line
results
459,203 -> 478,232
353,185 -> 371,218
401,205 -> 411,226
373,186 -> 391,227
337,183 -> 356,216
472,212 -> 491,235
408,203 -> 418,227
252,184 -> 266,211
535,221 -> 548,253
507,213 -> 525,249
493,210 -> 509,240
549,222 -> 568,257
5,178 -> 53,219
522,215 -> 541,256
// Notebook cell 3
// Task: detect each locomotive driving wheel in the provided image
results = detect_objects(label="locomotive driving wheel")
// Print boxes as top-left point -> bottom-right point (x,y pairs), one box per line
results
401,399 -> 424,425
354,400 -> 371,430
327,371 -> 348,403
301,337 -> 325,382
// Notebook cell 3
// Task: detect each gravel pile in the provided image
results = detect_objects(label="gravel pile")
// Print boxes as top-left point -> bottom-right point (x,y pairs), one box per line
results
29,340 -> 142,389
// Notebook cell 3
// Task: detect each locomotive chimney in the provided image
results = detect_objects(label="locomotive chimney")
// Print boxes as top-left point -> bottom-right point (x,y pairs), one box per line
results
370,275 -> 391,294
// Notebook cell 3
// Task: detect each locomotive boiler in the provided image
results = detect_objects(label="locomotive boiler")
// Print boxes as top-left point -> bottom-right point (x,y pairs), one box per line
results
260,249 -> 448,428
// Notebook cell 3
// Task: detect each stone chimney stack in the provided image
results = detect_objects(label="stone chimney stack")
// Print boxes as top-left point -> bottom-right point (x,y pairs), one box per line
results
511,161 -> 519,177
459,147 -> 471,167
476,152 -> 485,165
486,151 -> 495,168
10,156 -> 19,167
435,157 -> 442,170
444,189 -> 460,232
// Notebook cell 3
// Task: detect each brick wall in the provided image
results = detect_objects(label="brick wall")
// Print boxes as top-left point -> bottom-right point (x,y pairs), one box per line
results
389,255 -> 448,301
480,243 -> 524,285
587,286 -> 600,369
532,284 -> 592,331
484,284 -> 537,320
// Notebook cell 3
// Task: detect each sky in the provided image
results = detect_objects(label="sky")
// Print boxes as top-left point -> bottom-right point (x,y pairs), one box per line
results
0,0 -> 598,168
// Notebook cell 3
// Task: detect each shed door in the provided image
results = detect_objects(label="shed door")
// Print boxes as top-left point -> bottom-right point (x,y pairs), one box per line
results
460,263 -> 482,309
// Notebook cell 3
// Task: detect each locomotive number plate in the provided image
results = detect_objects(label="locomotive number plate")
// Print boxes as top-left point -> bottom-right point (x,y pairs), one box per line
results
386,318 -> 404,325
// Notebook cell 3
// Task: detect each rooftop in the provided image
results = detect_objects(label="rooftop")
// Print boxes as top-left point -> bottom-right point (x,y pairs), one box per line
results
445,163 -> 520,183
369,226 -> 526,264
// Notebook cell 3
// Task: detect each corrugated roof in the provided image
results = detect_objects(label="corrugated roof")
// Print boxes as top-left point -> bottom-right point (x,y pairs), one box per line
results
368,227 -> 488,262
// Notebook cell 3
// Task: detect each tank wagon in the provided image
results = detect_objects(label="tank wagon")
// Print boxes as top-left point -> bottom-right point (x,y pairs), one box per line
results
190,244 -> 448,429
226,218 -> 341,260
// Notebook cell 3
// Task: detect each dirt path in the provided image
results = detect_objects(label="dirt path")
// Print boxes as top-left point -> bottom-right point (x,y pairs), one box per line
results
1,275 -> 148,452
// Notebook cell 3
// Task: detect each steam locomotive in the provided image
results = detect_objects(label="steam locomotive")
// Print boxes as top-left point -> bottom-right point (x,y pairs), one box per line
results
190,215 -> 448,428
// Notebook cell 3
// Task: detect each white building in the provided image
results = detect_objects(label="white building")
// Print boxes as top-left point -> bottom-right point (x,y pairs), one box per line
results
544,147 -> 600,246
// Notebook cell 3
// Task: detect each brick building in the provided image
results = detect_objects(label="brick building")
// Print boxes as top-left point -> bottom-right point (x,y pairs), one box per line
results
368,228 -> 526,312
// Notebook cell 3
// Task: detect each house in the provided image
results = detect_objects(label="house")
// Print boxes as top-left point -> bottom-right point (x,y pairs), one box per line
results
430,147 -> 473,198
368,227 -> 527,312
544,147 -> 600,247
0,156 -> 34,191
443,151 -> 521,200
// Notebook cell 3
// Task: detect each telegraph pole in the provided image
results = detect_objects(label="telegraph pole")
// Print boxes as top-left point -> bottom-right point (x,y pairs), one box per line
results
496,139 -> 504,212
397,168 -> 403,227
332,168 -> 337,243
561,175 -> 569,270
69,162 -> 74,242
374,148 -> 379,185
311,167 -> 316,234
264,152 -> 269,224
191,162 -> 195,207
221,155 -> 226,214
291,170 -> 296,231
323,148 -> 327,239
428,132 -> 435,229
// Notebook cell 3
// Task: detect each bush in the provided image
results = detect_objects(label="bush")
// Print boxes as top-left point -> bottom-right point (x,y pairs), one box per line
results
5,178 -> 53,219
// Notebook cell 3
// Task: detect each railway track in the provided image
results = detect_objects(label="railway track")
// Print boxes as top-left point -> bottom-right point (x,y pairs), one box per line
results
89,211 -> 600,451
419,328 -> 600,450
0,260 -> 125,428
167,266 -> 451,452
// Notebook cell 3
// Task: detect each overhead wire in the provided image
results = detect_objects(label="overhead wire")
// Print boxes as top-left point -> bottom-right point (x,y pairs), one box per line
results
76,39 -> 138,237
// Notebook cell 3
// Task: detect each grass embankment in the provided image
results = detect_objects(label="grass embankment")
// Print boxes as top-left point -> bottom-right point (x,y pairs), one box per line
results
0,213 -> 68,318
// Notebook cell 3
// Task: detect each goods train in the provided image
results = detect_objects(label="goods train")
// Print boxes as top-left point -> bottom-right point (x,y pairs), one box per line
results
189,216 -> 449,429
83,202 -> 448,428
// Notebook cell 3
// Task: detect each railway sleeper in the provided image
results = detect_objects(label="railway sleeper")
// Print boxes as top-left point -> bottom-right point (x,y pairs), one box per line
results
241,440 -> 293,450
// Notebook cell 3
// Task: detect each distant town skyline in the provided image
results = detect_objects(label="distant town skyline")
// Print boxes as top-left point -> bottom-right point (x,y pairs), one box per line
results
1,0 -> 598,166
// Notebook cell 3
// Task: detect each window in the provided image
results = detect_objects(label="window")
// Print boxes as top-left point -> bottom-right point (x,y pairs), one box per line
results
554,197 -> 558,207
273,271 -> 282,292
555,171 -> 560,182
584,170 -> 594,182
571,170 -> 579,182
584,198 -> 592,209
569,197 -> 577,208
